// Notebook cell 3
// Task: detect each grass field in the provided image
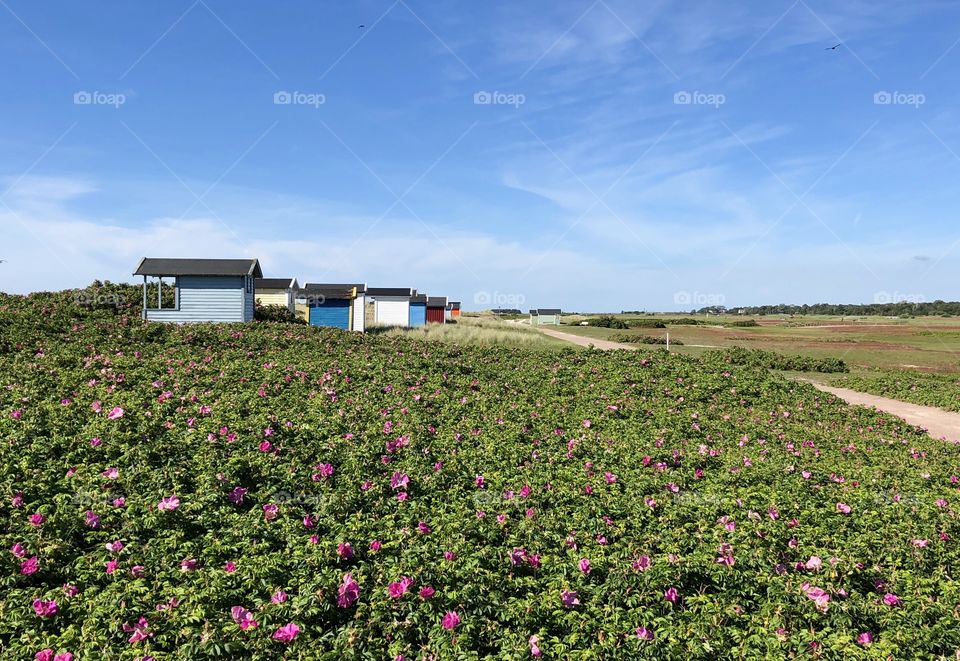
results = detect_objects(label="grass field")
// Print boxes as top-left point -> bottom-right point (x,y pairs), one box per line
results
548,315 -> 960,373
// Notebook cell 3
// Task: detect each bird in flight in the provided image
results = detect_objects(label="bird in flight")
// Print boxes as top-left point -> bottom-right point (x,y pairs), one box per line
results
358,24 -> 366,29
825,43 -> 841,50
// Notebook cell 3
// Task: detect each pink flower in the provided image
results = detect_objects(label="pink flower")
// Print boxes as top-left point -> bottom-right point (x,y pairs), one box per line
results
369,540 -> 382,552
883,593 -> 901,606
337,542 -> 354,559
10,409 -> 22,420
106,540 -> 124,553
529,635 -> 543,656
11,542 -> 26,558
805,556 -> 822,571
390,471 -> 409,490
417,521 -> 431,534
228,487 -> 248,505
272,590 -> 288,604
664,587 -> 679,603
102,467 -> 119,480
231,606 -> 258,630
388,577 -> 414,599
441,611 -> 460,630
130,566 -> 145,578
803,585 -> 830,612
263,504 -> 279,521
105,560 -> 119,574
123,616 -> 152,644
475,475 -> 485,488
224,561 -> 237,573
157,496 -> 179,511
180,558 -> 198,572
28,512 -> 45,526
857,632 -> 874,646
337,573 -> 360,607
107,406 -> 124,420
561,590 -> 580,609
21,556 -> 39,575
578,558 -> 591,574
272,622 -> 300,643
912,539 -> 929,548
444,551 -> 455,561
33,599 -> 58,617
84,510 -> 101,528
836,502 -> 851,514
636,627 -> 655,641
419,585 -> 436,600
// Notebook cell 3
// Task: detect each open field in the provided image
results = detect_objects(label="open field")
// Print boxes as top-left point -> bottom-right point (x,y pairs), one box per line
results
551,315 -> 960,373
377,316 -> 569,349
3,289 -> 960,658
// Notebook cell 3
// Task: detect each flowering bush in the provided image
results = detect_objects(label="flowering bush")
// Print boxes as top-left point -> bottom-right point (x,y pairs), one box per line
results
1,291 -> 960,658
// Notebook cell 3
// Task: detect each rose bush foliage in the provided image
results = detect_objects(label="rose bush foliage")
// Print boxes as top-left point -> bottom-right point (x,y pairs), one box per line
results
1,291 -> 960,659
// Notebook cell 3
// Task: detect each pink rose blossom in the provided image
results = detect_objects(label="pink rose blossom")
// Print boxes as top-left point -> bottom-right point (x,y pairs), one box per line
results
21,556 -> 39,575
33,599 -> 58,617
231,606 -> 258,630
337,573 -> 359,607
157,496 -> 179,511
107,406 -> 124,420
272,622 -> 300,643
441,611 -> 460,630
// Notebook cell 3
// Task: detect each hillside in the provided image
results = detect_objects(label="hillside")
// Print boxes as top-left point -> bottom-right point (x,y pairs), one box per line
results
2,288 -> 960,659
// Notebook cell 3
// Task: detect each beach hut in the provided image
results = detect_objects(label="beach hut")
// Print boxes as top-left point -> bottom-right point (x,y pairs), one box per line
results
367,288 -> 414,327
530,309 -> 561,326
133,257 -> 261,323
409,292 -> 427,327
426,296 -> 448,324
299,283 -> 367,332
446,301 -> 461,320
255,278 -> 298,313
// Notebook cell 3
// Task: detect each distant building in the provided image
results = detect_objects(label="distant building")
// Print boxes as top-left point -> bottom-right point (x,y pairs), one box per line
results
530,308 -> 561,326
298,283 -> 366,331
492,308 -> 522,316
446,301 -> 461,320
134,257 -> 261,323
409,292 -> 427,327
255,278 -> 298,314
367,287 -> 415,327
426,296 -> 448,324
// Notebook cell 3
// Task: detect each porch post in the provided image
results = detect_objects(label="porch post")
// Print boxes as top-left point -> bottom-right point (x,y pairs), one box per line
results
142,275 -> 147,320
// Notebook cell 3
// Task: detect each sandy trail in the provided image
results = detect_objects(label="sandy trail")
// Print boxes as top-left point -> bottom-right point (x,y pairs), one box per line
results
538,327 -> 960,443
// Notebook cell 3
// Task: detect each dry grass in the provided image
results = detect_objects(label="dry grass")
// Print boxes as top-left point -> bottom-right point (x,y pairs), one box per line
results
379,317 -> 567,348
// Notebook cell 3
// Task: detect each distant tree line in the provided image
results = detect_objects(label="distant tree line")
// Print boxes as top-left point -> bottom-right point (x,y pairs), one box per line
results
704,301 -> 960,316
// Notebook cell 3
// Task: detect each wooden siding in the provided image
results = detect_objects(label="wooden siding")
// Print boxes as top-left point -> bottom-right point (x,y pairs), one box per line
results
365,300 -> 376,327
256,291 -> 291,310
375,298 -> 409,326
409,303 -> 427,327
309,300 -> 351,329
352,295 -> 365,332
145,276 -> 246,323
426,307 -> 445,324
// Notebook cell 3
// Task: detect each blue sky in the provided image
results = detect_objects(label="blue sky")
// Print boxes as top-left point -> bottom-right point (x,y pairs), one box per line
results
1,0 -> 959,311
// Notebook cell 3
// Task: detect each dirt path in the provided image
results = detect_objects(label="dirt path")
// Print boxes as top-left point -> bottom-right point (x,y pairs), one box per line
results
805,382 -> 960,443
537,328 -> 638,350
538,327 -> 960,443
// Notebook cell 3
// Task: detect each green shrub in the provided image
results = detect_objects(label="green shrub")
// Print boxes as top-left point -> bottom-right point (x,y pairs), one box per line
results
586,315 -> 630,329
705,346 -> 848,373
628,319 -> 667,329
